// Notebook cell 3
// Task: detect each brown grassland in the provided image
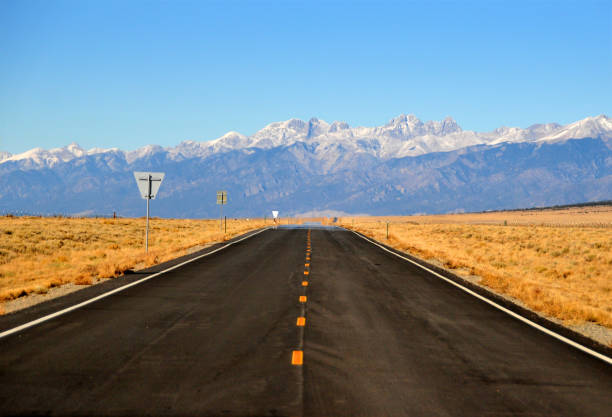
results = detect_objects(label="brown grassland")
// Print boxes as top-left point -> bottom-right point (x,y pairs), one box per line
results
0,216 -> 267,309
339,206 -> 612,330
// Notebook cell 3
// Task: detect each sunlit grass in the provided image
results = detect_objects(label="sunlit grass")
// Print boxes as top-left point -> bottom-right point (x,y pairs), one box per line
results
0,216 -> 267,304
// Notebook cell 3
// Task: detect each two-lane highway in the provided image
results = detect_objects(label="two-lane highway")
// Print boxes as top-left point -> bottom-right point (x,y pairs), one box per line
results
0,227 -> 610,416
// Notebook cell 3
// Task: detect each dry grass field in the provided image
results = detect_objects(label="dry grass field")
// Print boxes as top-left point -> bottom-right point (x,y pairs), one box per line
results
339,206 -> 612,330
0,216 -> 267,309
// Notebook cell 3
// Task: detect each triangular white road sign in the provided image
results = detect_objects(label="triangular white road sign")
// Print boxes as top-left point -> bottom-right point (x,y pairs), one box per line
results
133,172 -> 165,199
272,211 -> 279,219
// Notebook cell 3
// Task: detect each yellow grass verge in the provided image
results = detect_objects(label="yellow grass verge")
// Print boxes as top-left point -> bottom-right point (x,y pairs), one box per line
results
339,207 -> 612,329
0,216 -> 267,304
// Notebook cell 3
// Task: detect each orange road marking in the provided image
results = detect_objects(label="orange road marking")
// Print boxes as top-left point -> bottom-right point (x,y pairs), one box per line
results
296,317 -> 306,326
292,350 -> 303,365
302,281 -> 309,286
304,270 -> 309,275
305,263 -> 310,267
299,296 -> 307,303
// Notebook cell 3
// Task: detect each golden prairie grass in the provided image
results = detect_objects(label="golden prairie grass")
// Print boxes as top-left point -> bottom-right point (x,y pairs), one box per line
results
0,216 -> 267,304
339,207 -> 612,329
344,205 -> 612,227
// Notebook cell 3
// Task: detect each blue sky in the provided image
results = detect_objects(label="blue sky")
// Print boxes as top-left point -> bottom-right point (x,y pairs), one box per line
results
1,0 -> 610,154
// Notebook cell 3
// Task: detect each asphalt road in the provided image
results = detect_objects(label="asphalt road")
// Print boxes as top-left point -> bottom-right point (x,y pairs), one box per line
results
0,227 -> 610,416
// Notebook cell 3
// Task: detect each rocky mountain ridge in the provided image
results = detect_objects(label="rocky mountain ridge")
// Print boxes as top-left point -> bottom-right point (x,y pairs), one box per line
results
3,114 -> 610,169
1,114 -> 610,217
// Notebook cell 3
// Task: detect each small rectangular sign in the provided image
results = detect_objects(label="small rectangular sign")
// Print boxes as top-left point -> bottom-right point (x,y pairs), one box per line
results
216,191 -> 227,205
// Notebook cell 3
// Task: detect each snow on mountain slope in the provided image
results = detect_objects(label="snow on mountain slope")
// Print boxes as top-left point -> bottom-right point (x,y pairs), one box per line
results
537,115 -> 611,143
485,123 -> 562,144
5,142 -> 86,167
2,142 -> 121,168
125,145 -> 165,164
0,151 -> 11,162
3,114 -> 610,168
204,131 -> 251,153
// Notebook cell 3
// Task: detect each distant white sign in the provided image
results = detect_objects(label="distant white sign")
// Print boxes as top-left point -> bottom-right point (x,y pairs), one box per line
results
133,172 -> 165,199
272,211 -> 279,219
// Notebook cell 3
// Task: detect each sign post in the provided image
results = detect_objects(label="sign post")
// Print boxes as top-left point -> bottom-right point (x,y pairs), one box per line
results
217,191 -> 227,232
272,210 -> 279,226
133,172 -> 165,252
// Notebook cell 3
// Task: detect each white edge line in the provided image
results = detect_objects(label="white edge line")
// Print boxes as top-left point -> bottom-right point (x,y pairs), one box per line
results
0,227 -> 271,340
348,229 -> 612,366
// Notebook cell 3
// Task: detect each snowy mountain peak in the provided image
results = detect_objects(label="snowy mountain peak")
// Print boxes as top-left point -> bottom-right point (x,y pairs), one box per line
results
387,113 -> 421,127
329,121 -> 350,132
379,114 -> 461,139
538,114 -> 611,143
425,116 -> 462,136
125,144 -> 164,163
307,117 -> 330,138
4,142 -> 93,167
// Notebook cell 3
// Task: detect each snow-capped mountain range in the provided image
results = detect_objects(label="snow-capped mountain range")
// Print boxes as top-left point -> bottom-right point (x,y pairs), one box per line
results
2,114 -> 610,168
1,114 -> 610,217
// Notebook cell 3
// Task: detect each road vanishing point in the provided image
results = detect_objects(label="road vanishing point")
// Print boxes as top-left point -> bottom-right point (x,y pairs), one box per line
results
0,226 -> 610,416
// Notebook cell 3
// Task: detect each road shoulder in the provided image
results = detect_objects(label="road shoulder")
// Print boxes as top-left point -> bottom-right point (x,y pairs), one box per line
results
347,228 -> 612,361
0,227 -> 269,333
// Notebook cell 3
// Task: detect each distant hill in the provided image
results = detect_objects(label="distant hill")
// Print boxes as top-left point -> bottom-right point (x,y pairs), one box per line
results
1,114 -> 611,217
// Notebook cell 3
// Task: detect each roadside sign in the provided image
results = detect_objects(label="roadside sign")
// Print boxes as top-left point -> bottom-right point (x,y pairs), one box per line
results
272,211 -> 279,219
217,191 -> 227,205
134,172 -> 165,199
217,191 -> 228,232
133,171 -> 165,252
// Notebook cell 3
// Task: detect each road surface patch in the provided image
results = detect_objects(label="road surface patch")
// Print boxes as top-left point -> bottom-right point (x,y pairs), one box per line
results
349,229 -> 612,366
0,227 -> 271,340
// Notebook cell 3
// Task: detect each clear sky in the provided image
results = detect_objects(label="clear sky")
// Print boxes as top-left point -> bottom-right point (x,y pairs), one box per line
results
1,0 -> 610,154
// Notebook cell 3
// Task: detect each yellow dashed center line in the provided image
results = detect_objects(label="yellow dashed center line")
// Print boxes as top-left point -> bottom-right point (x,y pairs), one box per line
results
292,350 -> 303,365
292,231 -> 311,366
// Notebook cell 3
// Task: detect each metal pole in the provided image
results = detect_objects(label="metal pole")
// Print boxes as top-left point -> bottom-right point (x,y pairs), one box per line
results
146,175 -> 153,252
224,216 -> 227,234
220,204 -> 223,232
386,221 -> 389,240
146,197 -> 150,252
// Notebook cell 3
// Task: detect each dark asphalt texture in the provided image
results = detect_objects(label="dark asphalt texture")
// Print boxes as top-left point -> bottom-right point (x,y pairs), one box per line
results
0,227 -> 610,416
